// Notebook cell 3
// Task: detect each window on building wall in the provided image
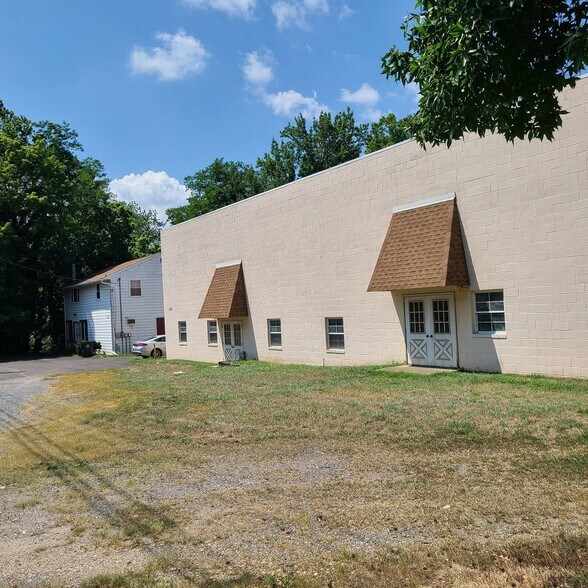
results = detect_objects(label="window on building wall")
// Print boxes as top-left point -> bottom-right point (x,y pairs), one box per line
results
268,319 -> 282,348
207,321 -> 218,345
326,318 -> 345,350
130,280 -> 142,297
474,291 -> 506,333
96,284 -> 101,299
80,320 -> 88,341
71,289 -> 80,303
178,321 -> 187,343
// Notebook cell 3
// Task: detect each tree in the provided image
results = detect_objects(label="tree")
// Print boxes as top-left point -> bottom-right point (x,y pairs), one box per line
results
382,0 -> 588,146
279,109 -> 368,178
0,100 -> 162,353
166,158 -> 262,225
365,113 -> 415,154
257,139 -> 296,191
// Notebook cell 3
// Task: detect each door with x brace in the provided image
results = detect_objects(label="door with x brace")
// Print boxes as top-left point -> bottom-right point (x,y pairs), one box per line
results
405,295 -> 457,368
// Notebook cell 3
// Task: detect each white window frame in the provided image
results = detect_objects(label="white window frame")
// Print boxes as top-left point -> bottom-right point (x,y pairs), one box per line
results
325,317 -> 345,352
178,321 -> 187,344
130,280 -> 142,297
267,319 -> 282,349
473,290 -> 506,336
207,320 -> 218,346
70,288 -> 80,303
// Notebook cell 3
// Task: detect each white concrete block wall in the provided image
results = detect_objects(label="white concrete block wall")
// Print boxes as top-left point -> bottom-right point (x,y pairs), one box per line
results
161,78 -> 588,377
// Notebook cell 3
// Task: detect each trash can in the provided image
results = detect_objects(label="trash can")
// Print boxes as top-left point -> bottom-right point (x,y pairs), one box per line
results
81,341 -> 93,358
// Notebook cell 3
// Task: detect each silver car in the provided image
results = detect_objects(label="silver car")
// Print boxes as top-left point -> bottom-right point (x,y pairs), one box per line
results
132,335 -> 166,358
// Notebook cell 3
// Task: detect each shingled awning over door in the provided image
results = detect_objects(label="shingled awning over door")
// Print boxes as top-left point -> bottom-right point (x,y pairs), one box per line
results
368,195 -> 470,291
199,262 -> 248,319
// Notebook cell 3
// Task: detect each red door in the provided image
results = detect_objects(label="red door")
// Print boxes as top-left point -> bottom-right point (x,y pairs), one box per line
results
156,317 -> 165,335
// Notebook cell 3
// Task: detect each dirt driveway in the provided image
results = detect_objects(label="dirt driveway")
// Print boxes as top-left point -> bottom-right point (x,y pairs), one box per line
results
0,357 -> 132,423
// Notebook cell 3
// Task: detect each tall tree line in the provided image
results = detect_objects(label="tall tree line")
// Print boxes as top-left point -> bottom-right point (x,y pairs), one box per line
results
166,109 -> 414,225
0,101 -> 162,354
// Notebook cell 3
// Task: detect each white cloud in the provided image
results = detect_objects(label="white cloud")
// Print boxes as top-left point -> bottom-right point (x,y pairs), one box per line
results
340,83 -> 380,106
130,30 -> 209,81
263,90 -> 328,118
339,3 -> 354,19
271,0 -> 329,30
242,50 -> 274,86
182,0 -> 256,18
109,171 -> 190,223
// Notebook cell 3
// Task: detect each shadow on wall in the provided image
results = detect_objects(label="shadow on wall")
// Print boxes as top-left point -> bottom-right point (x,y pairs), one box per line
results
460,220 -> 501,373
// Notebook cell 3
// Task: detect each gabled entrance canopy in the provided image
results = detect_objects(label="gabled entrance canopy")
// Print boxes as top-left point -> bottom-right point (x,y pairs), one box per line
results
368,194 -> 470,291
199,261 -> 248,319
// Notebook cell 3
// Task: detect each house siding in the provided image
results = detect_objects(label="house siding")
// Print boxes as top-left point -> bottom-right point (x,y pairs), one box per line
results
109,254 -> 165,350
161,78 -> 588,377
64,286 -> 113,353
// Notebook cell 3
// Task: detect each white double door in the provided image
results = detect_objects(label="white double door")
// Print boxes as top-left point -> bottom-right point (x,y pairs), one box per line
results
222,321 -> 244,360
405,294 -> 457,368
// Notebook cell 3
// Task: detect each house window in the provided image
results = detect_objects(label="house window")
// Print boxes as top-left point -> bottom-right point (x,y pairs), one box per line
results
96,284 -> 101,299
474,291 -> 506,333
130,280 -> 142,297
71,289 -> 80,303
80,320 -> 89,341
178,321 -> 187,344
66,320 -> 73,343
326,318 -> 345,351
268,319 -> 282,348
207,321 -> 218,345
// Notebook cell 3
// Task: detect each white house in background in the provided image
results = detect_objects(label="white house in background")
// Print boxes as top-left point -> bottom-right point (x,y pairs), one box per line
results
63,253 -> 165,354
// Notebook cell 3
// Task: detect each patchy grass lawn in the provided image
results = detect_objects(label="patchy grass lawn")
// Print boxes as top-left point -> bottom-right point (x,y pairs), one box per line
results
0,360 -> 587,587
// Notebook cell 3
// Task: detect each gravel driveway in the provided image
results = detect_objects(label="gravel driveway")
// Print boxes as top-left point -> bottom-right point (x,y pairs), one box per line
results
0,357 -> 132,423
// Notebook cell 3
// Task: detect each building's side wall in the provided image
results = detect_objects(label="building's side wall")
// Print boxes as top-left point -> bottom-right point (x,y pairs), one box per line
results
109,254 -> 165,349
162,79 -> 588,377
64,286 -> 113,353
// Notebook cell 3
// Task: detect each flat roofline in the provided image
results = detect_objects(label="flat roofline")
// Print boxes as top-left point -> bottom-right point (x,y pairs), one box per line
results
163,75 -> 588,234
162,136 -> 416,234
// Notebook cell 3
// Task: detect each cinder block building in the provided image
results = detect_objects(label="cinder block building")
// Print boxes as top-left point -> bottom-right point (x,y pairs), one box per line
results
161,78 -> 588,377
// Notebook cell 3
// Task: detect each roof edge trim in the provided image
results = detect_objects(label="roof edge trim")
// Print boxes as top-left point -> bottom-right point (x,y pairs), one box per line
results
392,193 -> 456,214
216,259 -> 242,269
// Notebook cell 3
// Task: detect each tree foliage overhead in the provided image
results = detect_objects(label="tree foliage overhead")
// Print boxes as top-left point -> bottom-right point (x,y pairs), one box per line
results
365,113 -> 415,154
0,100 -> 162,354
382,0 -> 588,146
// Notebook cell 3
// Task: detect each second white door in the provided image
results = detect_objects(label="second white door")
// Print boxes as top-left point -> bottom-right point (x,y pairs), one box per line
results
222,321 -> 244,360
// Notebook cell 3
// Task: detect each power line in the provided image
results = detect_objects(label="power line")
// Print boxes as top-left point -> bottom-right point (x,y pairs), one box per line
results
0,257 -> 73,281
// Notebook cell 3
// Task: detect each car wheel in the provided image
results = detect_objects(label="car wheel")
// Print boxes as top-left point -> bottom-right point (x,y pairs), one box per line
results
151,348 -> 163,359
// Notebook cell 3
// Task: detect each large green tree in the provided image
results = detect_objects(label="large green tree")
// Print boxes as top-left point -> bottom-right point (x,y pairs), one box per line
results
166,158 -> 262,225
0,101 -> 162,354
277,109 -> 368,179
365,113 -> 415,154
382,0 -> 588,146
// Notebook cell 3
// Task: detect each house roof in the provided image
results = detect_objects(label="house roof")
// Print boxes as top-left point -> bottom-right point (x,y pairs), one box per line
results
199,262 -> 249,319
368,196 -> 470,291
65,253 -> 160,289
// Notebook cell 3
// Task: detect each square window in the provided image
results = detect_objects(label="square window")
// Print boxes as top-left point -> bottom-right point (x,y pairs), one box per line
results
130,280 -> 142,297
474,291 -> 506,334
178,321 -> 187,343
71,289 -> 80,303
268,319 -> 282,348
207,321 -> 218,345
326,318 -> 345,350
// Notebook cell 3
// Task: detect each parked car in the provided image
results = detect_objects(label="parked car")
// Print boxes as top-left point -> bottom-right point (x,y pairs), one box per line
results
132,335 -> 166,358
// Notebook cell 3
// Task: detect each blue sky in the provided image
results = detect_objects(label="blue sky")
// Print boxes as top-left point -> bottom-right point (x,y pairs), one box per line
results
0,0 -> 418,219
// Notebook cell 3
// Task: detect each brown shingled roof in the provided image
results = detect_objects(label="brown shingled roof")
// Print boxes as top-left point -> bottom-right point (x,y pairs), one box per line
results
368,198 -> 470,291
199,263 -> 249,319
